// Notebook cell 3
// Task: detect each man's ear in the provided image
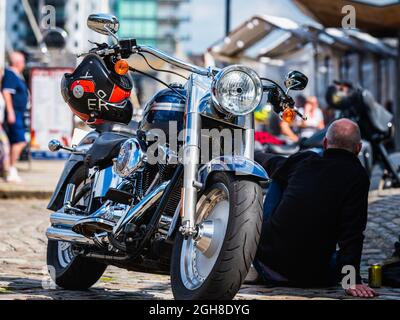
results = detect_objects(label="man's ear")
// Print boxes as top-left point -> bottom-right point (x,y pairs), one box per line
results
323,137 -> 328,150
355,142 -> 362,155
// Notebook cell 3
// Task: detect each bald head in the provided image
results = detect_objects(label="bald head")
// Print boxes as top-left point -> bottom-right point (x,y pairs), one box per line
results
9,52 -> 25,73
324,119 -> 361,154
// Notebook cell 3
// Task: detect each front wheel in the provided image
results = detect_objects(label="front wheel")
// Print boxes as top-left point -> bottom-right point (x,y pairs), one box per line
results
171,172 -> 263,300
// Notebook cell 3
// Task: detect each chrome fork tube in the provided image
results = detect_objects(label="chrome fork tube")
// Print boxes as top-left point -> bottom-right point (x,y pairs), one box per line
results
243,114 -> 255,160
181,75 -> 205,234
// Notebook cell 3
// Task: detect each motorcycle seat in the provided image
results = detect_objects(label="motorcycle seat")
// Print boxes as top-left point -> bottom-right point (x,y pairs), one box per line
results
85,132 -> 128,168
266,144 -> 300,155
96,120 -> 138,136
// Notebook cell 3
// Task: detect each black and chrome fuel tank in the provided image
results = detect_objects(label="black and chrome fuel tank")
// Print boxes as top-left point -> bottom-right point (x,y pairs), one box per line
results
139,84 -> 186,134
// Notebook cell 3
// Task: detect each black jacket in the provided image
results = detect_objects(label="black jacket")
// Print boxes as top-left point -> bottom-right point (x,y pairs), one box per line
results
255,148 -> 370,286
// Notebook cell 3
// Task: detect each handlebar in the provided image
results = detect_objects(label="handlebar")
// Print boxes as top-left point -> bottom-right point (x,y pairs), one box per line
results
136,45 -> 211,77
80,40 -> 213,77
85,39 -> 306,121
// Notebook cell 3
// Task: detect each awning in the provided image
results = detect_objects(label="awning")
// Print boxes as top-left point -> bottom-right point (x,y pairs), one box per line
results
208,15 -> 320,57
208,15 -> 397,60
293,0 -> 400,37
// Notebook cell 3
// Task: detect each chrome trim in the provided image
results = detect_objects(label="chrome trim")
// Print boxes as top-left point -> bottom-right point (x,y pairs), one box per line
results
113,180 -> 170,235
114,138 -> 146,178
167,200 -> 181,239
181,74 -> 209,233
150,102 -> 185,112
63,183 -> 75,208
198,155 -> 269,188
243,114 -> 255,159
46,227 -> 95,245
72,217 -> 115,237
211,65 -> 263,116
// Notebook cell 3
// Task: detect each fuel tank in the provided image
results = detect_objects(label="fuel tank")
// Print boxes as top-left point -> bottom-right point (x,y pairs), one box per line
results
139,84 -> 186,135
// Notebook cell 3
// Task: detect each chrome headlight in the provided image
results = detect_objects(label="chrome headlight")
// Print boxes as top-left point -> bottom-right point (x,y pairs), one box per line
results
211,65 -> 263,116
114,138 -> 146,178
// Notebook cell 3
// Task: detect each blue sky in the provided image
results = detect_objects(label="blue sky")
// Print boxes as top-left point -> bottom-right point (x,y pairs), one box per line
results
180,0 -> 314,53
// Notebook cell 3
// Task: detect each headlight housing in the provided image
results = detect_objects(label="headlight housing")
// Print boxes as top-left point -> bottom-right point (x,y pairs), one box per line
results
114,138 -> 146,178
211,65 -> 263,116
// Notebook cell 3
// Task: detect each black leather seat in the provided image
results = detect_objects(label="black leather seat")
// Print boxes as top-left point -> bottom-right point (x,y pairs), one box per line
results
96,120 -> 139,136
85,132 -> 128,168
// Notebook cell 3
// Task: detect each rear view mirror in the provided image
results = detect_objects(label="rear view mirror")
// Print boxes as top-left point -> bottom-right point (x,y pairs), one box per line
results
284,70 -> 308,91
87,13 -> 119,36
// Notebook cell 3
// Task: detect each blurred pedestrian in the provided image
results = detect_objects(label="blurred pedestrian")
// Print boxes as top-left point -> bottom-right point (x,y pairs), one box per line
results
297,96 -> 325,138
0,72 -> 10,180
1,52 -> 28,183
279,94 -> 306,143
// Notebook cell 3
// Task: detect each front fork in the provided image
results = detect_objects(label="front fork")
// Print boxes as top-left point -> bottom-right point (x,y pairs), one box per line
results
179,75 -> 255,236
180,75 -> 203,236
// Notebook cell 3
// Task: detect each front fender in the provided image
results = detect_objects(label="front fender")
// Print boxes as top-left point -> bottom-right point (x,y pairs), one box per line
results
198,156 -> 269,188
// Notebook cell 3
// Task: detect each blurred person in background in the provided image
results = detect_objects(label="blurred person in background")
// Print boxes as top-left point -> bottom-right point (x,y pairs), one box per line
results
0,69 -> 10,180
296,96 -> 325,138
279,94 -> 306,143
1,52 -> 28,183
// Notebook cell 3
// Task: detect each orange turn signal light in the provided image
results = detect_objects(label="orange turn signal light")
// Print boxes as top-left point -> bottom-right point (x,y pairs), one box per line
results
114,59 -> 129,75
280,107 -> 296,124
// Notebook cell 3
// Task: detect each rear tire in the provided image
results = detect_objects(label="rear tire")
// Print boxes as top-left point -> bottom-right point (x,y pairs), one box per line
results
171,172 -> 263,300
47,165 -> 107,290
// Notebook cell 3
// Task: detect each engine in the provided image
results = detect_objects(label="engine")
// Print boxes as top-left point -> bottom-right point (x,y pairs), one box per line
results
114,137 -> 181,219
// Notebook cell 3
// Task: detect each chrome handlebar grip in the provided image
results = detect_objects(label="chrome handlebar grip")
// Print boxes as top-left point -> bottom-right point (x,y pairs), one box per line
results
136,45 -> 211,77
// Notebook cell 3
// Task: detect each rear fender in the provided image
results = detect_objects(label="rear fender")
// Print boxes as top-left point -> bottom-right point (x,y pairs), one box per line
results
47,130 -> 99,211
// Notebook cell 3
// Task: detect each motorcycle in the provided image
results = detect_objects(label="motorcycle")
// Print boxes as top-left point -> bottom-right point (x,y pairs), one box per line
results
45,13 -> 307,300
326,82 -> 400,190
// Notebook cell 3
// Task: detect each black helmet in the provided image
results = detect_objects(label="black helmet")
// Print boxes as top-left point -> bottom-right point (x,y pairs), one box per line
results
61,54 -> 133,125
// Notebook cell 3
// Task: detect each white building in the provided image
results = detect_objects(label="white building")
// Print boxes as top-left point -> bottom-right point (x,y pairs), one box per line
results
64,0 -> 111,54
0,0 -> 6,70
4,0 -> 111,55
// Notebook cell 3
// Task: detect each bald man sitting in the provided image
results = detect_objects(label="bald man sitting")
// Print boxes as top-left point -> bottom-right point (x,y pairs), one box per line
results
254,119 -> 377,298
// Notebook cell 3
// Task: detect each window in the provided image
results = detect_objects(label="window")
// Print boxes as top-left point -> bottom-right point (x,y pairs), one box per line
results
119,20 -> 157,39
118,0 -> 157,19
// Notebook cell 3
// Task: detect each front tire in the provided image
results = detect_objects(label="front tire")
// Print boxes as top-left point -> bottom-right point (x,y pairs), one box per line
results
171,172 -> 263,300
47,165 -> 107,290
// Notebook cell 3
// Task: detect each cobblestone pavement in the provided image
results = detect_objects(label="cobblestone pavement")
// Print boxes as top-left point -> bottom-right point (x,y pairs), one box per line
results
0,192 -> 400,300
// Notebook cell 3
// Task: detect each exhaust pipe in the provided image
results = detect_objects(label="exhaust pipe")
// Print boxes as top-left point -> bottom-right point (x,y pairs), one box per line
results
113,181 -> 170,235
47,180 -> 170,243
50,211 -> 87,227
46,226 -> 94,245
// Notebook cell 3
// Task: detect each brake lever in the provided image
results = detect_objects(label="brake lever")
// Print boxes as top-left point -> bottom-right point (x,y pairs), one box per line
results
294,107 -> 307,121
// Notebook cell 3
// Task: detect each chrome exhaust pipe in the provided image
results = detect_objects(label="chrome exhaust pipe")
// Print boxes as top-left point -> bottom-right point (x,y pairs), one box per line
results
113,180 -> 170,235
46,226 -> 95,245
50,211 -> 87,228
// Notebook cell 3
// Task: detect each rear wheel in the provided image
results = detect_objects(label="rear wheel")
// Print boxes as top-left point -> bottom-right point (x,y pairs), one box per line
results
47,165 -> 107,290
171,172 -> 263,300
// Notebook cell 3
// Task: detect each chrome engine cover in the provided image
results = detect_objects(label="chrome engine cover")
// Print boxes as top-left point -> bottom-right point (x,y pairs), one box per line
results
114,137 -> 147,178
